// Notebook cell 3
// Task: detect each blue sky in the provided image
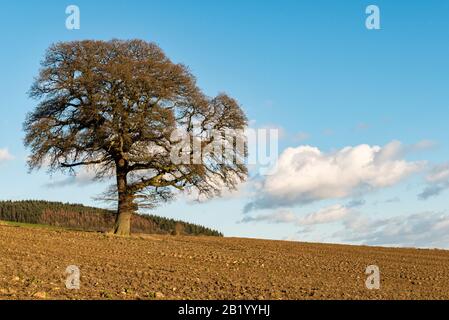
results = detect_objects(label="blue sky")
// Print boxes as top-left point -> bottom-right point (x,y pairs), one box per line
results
1,1 -> 449,248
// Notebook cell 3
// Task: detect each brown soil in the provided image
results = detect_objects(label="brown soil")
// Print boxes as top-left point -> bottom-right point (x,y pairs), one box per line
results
1,223 -> 449,300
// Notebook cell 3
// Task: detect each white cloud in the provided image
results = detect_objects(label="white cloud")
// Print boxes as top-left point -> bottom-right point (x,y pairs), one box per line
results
241,204 -> 350,227
336,211 -> 449,249
242,202 -> 449,249
0,149 -> 14,163
409,140 -> 437,152
297,204 -> 350,226
346,199 -> 366,208
245,141 -> 423,212
419,163 -> 449,200
240,210 -> 297,224
45,166 -> 101,188
426,163 -> 449,183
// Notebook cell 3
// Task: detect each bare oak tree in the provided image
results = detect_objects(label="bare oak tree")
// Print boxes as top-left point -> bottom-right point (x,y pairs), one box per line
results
24,40 -> 247,236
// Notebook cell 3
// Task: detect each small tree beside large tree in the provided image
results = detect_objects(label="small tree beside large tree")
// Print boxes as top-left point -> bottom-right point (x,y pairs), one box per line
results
24,39 -> 248,236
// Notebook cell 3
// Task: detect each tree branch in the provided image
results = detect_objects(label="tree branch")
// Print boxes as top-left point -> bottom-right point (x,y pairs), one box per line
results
61,158 -> 108,168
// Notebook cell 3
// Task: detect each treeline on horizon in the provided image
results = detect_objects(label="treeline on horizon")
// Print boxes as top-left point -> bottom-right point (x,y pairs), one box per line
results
0,200 -> 223,237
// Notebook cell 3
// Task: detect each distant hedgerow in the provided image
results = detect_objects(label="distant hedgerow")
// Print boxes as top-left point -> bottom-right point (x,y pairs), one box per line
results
0,200 -> 223,237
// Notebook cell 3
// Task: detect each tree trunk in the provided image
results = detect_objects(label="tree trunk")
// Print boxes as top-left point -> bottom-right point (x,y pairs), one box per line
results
113,162 -> 133,236
113,206 -> 132,236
